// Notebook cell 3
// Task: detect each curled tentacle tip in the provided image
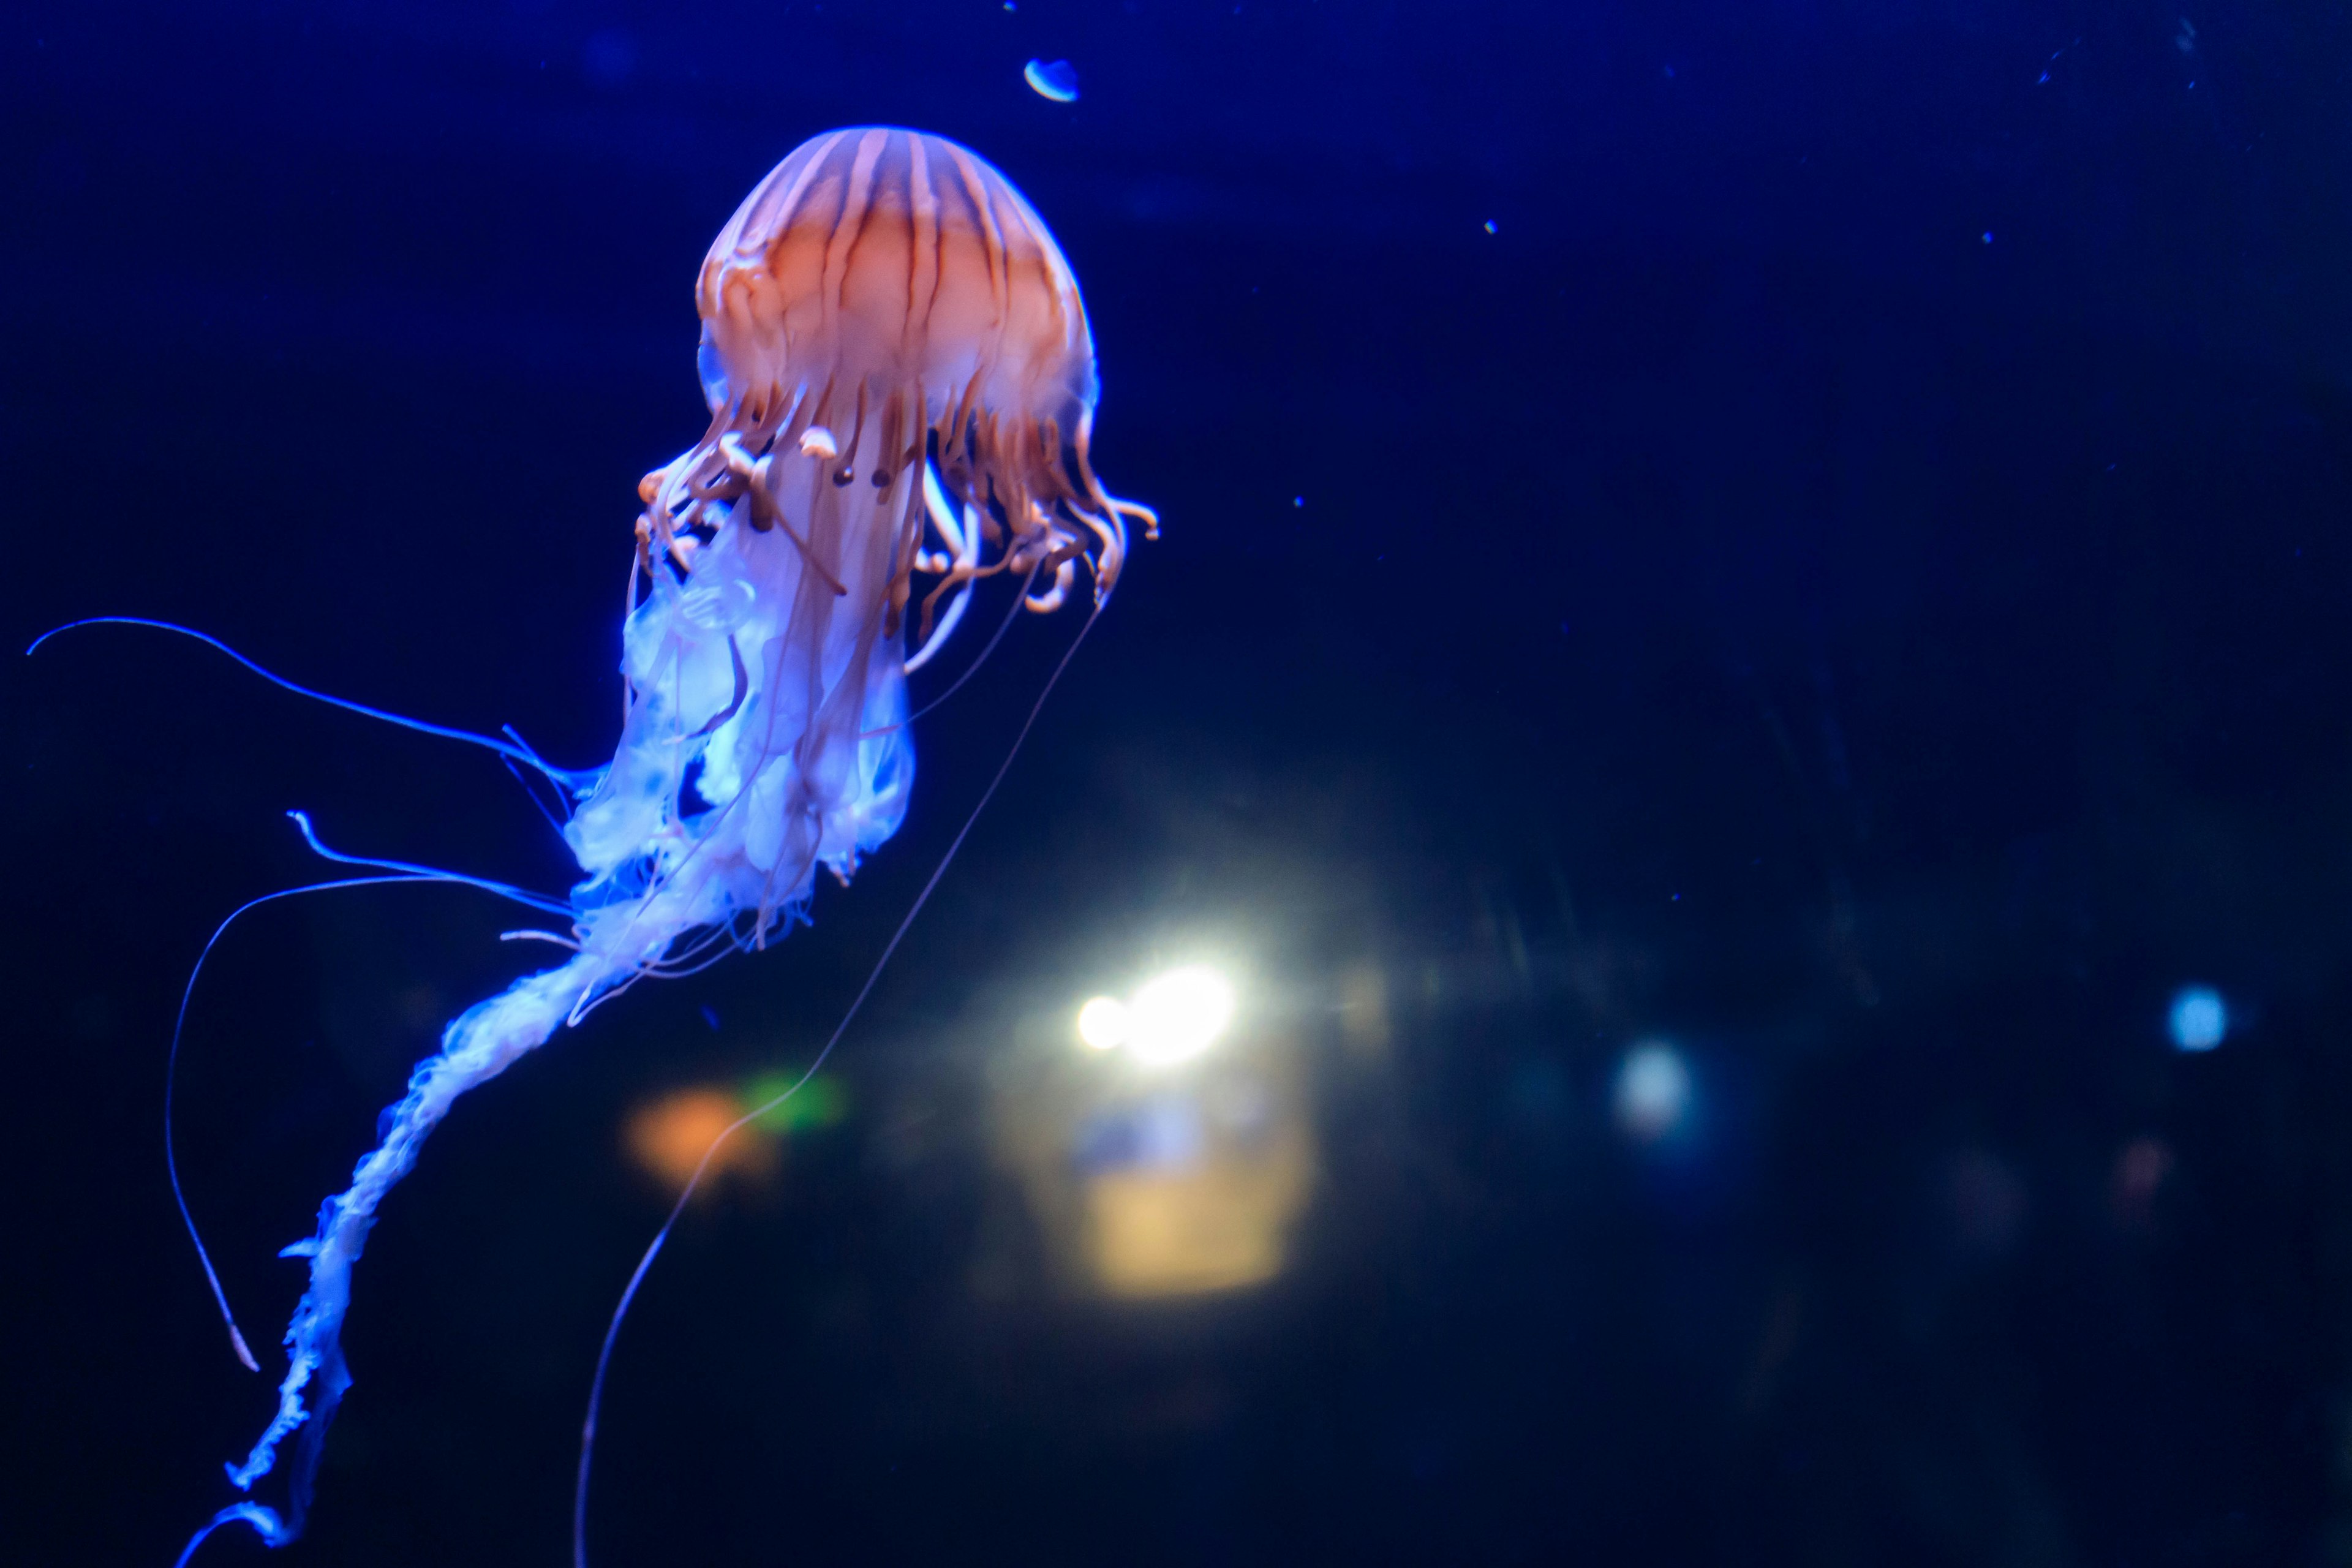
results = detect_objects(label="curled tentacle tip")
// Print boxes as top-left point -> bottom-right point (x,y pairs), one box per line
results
228,1325 -> 260,1373
799,426 -> 839,461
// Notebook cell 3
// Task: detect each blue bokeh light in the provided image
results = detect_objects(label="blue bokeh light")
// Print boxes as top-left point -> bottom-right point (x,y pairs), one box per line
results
2168,986 -> 2228,1052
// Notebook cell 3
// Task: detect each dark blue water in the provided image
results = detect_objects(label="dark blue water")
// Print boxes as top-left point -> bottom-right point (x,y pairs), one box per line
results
7,2 -> 2351,1563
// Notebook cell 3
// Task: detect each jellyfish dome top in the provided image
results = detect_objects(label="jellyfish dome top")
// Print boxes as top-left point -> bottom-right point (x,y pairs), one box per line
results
164,126 -> 1154,1559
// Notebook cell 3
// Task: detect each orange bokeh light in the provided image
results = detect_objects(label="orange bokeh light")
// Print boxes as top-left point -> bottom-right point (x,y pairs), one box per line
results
624,1088 -> 779,1191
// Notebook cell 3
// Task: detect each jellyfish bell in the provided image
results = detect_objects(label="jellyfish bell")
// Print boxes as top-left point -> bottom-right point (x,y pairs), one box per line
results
119,126 -> 1155,1563
666,124 -> 1147,619
582,127 -> 1157,957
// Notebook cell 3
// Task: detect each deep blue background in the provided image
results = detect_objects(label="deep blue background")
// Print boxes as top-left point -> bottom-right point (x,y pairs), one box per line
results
6,2 -> 2352,1563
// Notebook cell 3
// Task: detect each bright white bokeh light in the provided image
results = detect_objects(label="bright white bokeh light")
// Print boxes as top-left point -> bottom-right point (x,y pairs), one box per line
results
1126,966 -> 1236,1066
2169,986 -> 2228,1052
1614,1041 -> 1691,1143
1077,996 -> 1129,1050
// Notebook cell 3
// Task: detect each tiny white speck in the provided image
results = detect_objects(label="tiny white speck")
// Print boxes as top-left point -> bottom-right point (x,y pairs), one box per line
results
1483,219 -> 1497,235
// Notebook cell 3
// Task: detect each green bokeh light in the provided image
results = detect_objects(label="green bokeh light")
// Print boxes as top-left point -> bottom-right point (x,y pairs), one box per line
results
741,1071 -> 848,1134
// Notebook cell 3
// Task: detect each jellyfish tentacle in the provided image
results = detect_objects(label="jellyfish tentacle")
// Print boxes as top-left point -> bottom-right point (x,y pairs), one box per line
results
286,810 -> 574,917
576,598 -> 1102,1568
167,873 -> 445,1376
26,618 -> 600,793
222,948 -> 628,1524
873,562 -> 1041,740
903,460 -> 982,669
717,432 -> 848,595
175,1502 -> 287,1566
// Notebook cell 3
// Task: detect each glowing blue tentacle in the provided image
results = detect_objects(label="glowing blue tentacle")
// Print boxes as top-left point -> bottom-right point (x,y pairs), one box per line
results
26,617 -> 601,794
173,1502 -> 288,1567
169,875 -> 443,1375
287,810 -> 574,916
214,948 -> 630,1544
168,855 -> 578,1377
573,601 -> 1101,1567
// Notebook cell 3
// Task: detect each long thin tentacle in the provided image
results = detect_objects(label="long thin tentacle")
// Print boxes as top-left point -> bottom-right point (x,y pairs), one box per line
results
574,600 -> 1102,1568
287,810 -> 574,918
861,560 -> 1041,742
27,617 -> 601,794
168,875 -> 441,1374
170,825 -> 580,1378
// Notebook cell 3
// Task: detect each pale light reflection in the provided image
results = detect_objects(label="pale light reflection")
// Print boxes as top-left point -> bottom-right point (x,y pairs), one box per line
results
1071,965 -> 1237,1065
1076,995 -> 1129,1050
1129,966 -> 1236,1065
1001,957 -> 1309,1300
1613,1041 -> 1691,1144
2168,985 -> 2228,1052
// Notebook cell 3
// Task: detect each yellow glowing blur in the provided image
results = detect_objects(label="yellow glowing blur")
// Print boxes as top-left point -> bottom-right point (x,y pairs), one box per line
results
1072,965 -> 1237,1066
1128,967 -> 1236,1065
1076,995 -> 1129,1050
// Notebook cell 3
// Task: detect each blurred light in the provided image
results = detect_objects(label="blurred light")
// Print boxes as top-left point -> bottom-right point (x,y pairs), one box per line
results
1338,965 -> 1392,1057
1076,995 -> 1129,1050
1128,966 -> 1236,1066
1613,1041 -> 1690,1142
624,1087 -> 777,1191
2111,1135 -> 2174,1234
2168,985 -> 2228,1052
740,1071 -> 848,1134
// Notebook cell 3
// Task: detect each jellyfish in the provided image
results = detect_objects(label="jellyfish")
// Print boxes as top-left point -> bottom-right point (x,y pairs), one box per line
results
107,126 -> 1155,1561
1024,58 -> 1081,103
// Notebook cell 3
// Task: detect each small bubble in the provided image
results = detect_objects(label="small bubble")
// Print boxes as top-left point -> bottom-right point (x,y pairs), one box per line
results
1981,231 -> 1994,244
1483,219 -> 1497,234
